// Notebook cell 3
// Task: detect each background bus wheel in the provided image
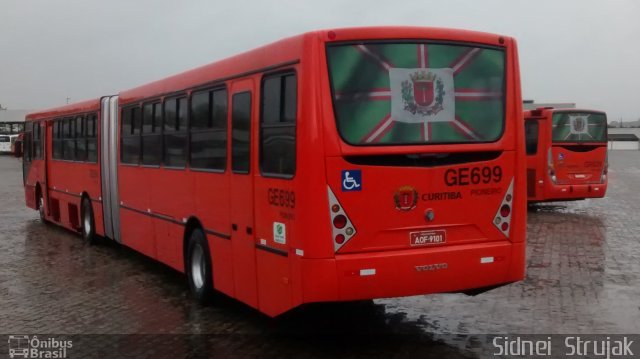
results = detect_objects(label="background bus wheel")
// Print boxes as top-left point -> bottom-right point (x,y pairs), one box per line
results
81,197 -> 96,244
187,228 -> 215,305
36,193 -> 46,223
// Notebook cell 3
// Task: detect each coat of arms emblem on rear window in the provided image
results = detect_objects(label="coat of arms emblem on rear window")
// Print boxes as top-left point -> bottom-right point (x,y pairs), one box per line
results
401,70 -> 445,116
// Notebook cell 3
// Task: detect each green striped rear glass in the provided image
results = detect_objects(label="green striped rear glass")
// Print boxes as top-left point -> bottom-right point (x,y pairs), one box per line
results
327,42 -> 505,145
552,112 -> 607,142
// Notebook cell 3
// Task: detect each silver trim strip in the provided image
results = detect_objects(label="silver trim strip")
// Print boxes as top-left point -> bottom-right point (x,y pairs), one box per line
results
100,96 -> 122,243
109,96 -> 121,243
100,97 -> 113,239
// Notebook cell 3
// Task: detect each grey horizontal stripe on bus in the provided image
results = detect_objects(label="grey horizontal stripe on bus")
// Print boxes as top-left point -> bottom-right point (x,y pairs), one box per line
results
47,187 -> 103,203
255,243 -> 288,257
204,228 -> 231,240
120,203 -> 184,226
124,59 -> 300,105
119,203 -> 231,240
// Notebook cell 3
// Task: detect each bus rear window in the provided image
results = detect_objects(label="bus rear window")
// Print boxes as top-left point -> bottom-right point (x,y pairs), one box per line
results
327,41 -> 505,145
552,112 -> 607,143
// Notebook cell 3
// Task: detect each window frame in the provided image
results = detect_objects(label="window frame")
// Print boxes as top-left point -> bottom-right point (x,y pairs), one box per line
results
259,70 -> 297,179
121,105 -> 142,165
140,100 -> 163,167
189,86 -> 228,173
231,91 -> 252,175
162,94 -> 189,169
85,113 -> 98,163
325,40 -> 507,147
525,119 -> 539,156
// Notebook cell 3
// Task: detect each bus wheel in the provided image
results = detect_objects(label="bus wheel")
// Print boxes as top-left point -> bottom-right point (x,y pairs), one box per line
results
36,192 -> 46,223
186,228 -> 214,305
81,197 -> 96,244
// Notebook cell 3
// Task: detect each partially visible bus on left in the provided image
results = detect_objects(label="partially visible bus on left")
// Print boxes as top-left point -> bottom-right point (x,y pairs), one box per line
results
0,121 -> 25,154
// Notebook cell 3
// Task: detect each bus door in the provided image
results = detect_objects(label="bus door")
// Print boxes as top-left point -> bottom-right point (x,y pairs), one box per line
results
22,124 -> 32,186
525,118 -> 545,199
228,82 -> 258,307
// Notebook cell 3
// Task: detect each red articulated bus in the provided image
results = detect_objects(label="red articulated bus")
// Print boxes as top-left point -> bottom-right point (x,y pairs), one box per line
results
23,27 -> 526,317
524,107 -> 608,202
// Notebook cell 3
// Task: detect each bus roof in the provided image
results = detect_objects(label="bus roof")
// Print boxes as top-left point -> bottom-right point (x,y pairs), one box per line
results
118,33 -> 307,105
525,108 -> 607,118
26,27 -> 513,116
118,26 -> 512,105
26,98 -> 102,121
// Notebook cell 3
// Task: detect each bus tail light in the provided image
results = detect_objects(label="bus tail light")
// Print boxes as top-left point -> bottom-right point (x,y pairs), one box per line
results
494,179 -> 514,238
327,186 -> 357,252
547,148 -> 557,183
601,151 -> 608,183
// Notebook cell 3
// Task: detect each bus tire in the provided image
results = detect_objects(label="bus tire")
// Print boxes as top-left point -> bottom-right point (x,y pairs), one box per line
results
81,197 -> 97,244
36,188 -> 46,223
186,228 -> 215,305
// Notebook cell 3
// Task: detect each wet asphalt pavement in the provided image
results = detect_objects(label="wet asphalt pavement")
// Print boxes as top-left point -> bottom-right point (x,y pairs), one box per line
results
0,152 -> 639,358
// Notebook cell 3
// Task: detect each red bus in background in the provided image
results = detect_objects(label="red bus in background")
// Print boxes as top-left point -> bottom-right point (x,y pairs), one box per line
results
23,27 -> 526,317
524,107 -> 608,202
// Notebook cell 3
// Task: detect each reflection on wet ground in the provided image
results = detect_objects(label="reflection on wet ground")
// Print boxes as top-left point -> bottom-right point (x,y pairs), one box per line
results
1,152 -> 639,358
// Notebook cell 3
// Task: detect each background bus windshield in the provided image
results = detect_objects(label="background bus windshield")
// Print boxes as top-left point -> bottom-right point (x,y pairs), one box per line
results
551,112 -> 607,142
327,41 -> 505,145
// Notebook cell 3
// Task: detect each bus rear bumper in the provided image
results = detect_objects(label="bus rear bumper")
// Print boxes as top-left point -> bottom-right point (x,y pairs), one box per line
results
300,241 -> 525,303
545,182 -> 607,200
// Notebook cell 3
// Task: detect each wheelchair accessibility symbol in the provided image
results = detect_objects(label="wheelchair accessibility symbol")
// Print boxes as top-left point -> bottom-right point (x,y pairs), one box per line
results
341,170 -> 362,191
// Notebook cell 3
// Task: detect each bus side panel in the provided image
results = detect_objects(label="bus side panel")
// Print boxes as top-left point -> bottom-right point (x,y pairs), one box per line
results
194,171 -> 233,295
48,162 -> 93,231
119,166 -> 155,258
92,200 -> 105,237
256,251 -> 293,317
151,168 -> 194,269
163,221 -> 187,272
508,38 -> 527,246
209,235 -> 235,297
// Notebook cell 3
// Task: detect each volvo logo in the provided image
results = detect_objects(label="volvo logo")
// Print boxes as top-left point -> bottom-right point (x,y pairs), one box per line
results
415,263 -> 448,272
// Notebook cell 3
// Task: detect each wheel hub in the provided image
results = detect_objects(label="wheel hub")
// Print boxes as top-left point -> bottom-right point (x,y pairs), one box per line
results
191,244 -> 205,289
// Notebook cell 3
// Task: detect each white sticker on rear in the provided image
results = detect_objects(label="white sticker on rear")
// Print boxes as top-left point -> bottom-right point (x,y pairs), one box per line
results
481,256 -> 494,264
273,222 -> 286,244
360,269 -> 376,276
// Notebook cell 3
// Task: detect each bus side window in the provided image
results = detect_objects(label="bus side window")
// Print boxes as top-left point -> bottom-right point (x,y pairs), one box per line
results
163,96 -> 188,168
32,122 -> 41,159
121,106 -> 141,164
52,120 -> 60,159
86,114 -> 98,163
260,72 -> 296,177
24,122 -> 33,162
75,115 -> 86,162
190,87 -> 228,171
525,120 -> 539,155
231,92 -> 251,174
63,117 -> 76,161
37,122 -> 43,159
141,102 -> 162,166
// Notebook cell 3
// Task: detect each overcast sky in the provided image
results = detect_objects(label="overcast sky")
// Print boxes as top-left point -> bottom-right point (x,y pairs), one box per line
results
1,0 -> 638,122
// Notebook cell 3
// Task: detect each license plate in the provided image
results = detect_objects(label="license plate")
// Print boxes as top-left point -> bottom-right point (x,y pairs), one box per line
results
410,230 -> 446,246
